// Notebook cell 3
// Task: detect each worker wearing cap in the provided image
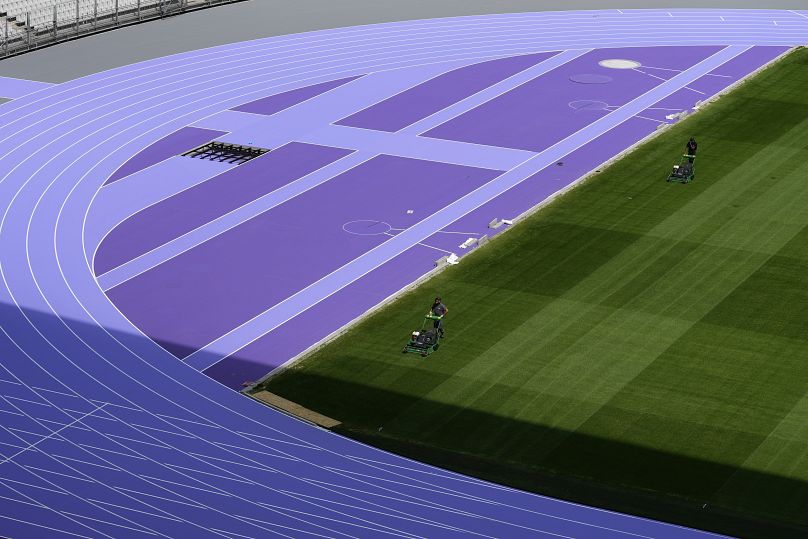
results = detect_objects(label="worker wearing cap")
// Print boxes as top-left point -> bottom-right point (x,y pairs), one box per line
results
429,297 -> 448,338
685,137 -> 697,162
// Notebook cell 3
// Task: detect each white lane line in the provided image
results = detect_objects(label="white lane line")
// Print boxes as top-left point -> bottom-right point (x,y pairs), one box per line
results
0,405 -> 105,463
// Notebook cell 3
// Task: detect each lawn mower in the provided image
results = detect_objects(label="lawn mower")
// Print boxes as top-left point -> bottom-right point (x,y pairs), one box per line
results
401,314 -> 443,357
667,154 -> 696,184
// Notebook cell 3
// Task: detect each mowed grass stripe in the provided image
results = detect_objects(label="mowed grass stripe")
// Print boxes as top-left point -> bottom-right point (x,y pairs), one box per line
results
261,48 -> 808,537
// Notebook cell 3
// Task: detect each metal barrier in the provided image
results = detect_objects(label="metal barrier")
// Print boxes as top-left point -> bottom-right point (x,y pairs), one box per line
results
0,0 -> 243,57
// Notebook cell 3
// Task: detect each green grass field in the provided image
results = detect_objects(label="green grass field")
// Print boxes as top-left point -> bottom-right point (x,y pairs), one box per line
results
258,48 -> 808,537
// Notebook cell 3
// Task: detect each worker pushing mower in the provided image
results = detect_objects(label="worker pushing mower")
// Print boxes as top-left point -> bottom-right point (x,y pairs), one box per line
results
402,297 -> 448,357
667,137 -> 697,184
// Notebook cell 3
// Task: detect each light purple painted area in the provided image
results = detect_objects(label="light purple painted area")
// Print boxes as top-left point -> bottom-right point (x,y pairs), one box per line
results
423,46 -> 723,151
95,142 -> 353,275
200,45 -> 788,388
232,75 -> 362,116
337,52 -> 558,132
105,126 -> 227,184
0,75 -> 54,99
107,155 -> 502,359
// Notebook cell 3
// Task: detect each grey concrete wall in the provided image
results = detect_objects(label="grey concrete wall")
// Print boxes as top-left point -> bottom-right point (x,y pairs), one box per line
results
1,0 -> 804,82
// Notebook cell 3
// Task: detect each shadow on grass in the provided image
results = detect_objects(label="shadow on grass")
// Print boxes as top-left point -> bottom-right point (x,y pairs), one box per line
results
262,370 -> 808,539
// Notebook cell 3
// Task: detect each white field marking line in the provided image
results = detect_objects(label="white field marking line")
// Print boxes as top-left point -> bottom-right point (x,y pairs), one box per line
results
88,399 -> 140,412
154,413 -> 218,428
436,229 -> 482,236
633,67 -> 706,94
9,26 -> 792,536
113,486 -> 207,509
95,152 -> 375,291
4,394 -> 51,407
188,452 -> 279,473
0,377 -> 21,385
129,423 -> 197,439
163,462 -> 256,484
1,475 -> 70,495
248,501 -> 429,539
269,490 -> 470,536
51,454 -> 119,471
24,465 -> 94,483
416,242 -> 454,255
789,10 -> 808,20
87,499 -> 182,522
236,511 -> 412,539
137,475 -> 233,497
63,408 -> 117,421
39,45 -> 784,536
104,432 -> 172,450
409,49 -> 591,136
59,512 -> 158,536
233,430 -> 322,449
634,114 -> 666,123
184,46 -> 749,370
0,492 -> 47,508
225,516 -> 312,539
640,64 -> 732,78
75,443 -> 147,460
0,408 -> 25,417
35,418 -> 91,432
31,386 -> 81,398
0,514 -> 92,538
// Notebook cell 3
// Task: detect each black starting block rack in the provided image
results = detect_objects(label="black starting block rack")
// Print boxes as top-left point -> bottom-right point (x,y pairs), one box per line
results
183,141 -> 270,165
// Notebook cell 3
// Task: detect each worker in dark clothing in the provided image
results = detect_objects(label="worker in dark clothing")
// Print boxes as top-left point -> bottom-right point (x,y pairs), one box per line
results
685,137 -> 697,163
429,297 -> 448,338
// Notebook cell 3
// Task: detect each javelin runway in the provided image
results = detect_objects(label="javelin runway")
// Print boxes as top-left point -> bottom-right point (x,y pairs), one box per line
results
1,9 -> 807,538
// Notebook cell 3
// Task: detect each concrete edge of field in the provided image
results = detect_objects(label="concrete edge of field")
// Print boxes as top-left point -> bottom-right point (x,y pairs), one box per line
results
244,44 -> 799,397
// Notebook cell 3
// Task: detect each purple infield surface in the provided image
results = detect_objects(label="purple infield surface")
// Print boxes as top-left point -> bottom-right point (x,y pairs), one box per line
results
233,75 -> 363,116
92,43 -> 790,386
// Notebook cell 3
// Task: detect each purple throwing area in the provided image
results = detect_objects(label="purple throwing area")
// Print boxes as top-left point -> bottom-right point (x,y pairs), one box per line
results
95,142 -> 352,275
232,75 -> 362,116
105,126 -> 226,184
106,155 -> 501,359
337,52 -> 558,132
